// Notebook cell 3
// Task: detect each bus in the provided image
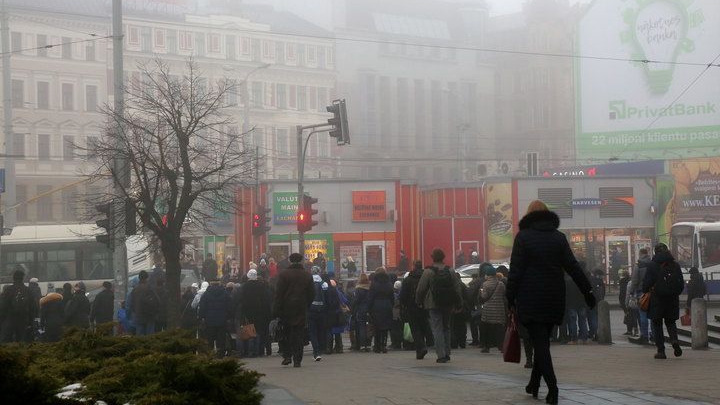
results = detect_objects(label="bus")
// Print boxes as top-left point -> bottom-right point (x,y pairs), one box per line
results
670,222 -> 720,286
0,224 -> 151,297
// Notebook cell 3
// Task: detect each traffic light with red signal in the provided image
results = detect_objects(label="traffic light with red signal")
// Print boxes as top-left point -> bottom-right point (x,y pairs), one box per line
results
297,194 -> 318,233
252,205 -> 271,236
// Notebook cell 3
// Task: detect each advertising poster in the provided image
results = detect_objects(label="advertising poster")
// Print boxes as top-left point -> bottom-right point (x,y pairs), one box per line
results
577,0 -> 720,159
273,192 -> 299,225
352,191 -> 387,222
670,158 -> 720,223
655,176 -> 675,245
337,243 -> 363,272
485,183 -> 514,263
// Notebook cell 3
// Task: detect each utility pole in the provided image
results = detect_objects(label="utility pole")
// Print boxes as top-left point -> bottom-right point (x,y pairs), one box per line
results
1,0 -> 16,266
296,125 -> 305,258
254,145 -> 259,260
112,0 -> 128,301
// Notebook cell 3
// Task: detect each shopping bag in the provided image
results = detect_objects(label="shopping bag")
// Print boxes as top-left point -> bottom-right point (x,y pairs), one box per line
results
502,312 -> 521,363
639,291 -> 652,311
403,322 -> 413,342
239,323 -> 257,341
680,310 -> 691,326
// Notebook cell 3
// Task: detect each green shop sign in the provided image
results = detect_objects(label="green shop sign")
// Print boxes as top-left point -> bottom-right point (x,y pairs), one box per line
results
273,192 -> 299,225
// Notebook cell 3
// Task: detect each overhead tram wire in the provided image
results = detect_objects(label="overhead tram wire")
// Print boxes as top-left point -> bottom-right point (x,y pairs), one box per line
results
608,51 -> 720,160
0,35 -> 115,57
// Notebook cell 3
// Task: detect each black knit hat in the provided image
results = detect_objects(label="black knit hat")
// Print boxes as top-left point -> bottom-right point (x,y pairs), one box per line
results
289,253 -> 304,263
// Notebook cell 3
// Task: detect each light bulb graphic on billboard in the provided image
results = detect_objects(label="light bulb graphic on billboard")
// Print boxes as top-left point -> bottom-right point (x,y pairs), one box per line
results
576,0 -> 719,160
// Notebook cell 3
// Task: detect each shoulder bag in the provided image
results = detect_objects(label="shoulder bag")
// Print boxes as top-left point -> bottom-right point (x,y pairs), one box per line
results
638,288 -> 652,311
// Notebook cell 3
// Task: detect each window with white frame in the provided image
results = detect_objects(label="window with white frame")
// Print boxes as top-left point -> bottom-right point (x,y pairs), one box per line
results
308,87 -> 317,111
326,47 -> 335,65
307,45 -> 316,63
179,31 -> 193,50
241,37 -> 251,55
85,85 -> 98,112
38,134 -> 50,160
286,43 -> 296,60
62,83 -> 74,111
208,34 -> 220,53
63,135 -> 75,161
262,40 -> 274,58
154,29 -> 166,48
276,84 -> 287,109
276,128 -> 289,156
11,79 -> 24,108
288,85 -> 297,109
127,26 -> 139,45
37,81 -> 49,109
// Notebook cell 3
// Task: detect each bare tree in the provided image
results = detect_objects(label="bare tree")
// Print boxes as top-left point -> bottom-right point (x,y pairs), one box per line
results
86,59 -> 255,327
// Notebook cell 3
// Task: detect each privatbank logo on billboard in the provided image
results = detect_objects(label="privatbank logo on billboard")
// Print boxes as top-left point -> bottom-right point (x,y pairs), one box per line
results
609,99 -> 716,120
621,0 -> 702,95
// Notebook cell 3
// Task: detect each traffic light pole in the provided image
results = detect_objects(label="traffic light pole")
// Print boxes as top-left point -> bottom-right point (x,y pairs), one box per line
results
296,123 -> 331,258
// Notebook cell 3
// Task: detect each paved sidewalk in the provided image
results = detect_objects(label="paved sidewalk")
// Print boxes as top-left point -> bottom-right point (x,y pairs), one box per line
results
245,342 -> 720,405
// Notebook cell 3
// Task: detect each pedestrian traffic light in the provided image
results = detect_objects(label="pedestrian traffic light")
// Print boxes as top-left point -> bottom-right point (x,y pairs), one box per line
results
95,202 -> 114,250
297,194 -> 319,233
326,99 -> 350,145
252,205 -> 272,236
125,198 -> 137,236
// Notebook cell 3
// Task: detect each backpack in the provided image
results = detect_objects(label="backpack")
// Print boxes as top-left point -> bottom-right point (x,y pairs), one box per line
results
431,266 -> 459,307
654,262 -> 680,297
310,281 -> 326,312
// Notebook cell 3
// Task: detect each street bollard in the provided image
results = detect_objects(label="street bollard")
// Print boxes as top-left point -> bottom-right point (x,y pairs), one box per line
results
596,300 -> 612,344
691,298 -> 708,350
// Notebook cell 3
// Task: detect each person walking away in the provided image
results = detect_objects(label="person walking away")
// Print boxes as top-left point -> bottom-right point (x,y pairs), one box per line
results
586,269 -> 606,341
390,280 -> 404,349
240,269 -> 272,357
351,273 -> 372,352
618,270 -> 635,336
322,273 -> 341,355
90,281 -> 114,332
273,253 -> 314,367
451,273 -> 470,349
398,251 -> 409,275
400,260 -> 432,359
564,274 -> 588,344
642,243 -> 685,359
368,267 -> 394,353
202,253 -> 219,282
132,271 -> 160,336
479,263 -> 506,353
307,266 -> 328,361
198,279 -> 231,357
328,279 -> 348,353
629,248 -> 652,344
467,272 -> 483,346
0,270 -> 38,343
416,248 -> 463,363
28,278 -> 42,306
506,200 -> 595,404
686,266 -> 707,311
40,289 -> 64,342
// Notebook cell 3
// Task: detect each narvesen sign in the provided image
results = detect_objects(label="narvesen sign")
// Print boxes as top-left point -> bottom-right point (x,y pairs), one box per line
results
568,198 -> 607,208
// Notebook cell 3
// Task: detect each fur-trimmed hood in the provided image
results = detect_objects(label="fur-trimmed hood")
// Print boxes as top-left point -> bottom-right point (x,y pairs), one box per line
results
518,209 -> 560,231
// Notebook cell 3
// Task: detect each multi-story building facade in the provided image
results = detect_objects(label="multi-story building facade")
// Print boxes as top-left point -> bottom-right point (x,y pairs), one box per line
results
1,0 -> 337,231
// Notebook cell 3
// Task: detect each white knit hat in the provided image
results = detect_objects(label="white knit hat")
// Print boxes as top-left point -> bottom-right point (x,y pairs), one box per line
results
247,269 -> 258,280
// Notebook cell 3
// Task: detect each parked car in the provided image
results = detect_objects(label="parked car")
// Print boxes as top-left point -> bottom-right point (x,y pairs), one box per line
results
455,263 -> 508,286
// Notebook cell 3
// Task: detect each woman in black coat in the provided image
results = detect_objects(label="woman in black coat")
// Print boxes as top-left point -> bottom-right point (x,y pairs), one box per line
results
367,268 -> 394,353
64,283 -> 91,329
506,201 -> 594,404
686,267 -> 707,310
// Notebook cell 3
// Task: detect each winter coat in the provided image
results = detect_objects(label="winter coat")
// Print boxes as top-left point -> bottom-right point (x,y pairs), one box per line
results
180,290 -> 197,330
399,267 -> 424,319
240,280 -> 272,328
29,282 -> 42,317
480,277 -> 506,324
132,282 -> 160,324
40,293 -> 64,342
272,263 -> 314,326
686,273 -> 707,308
351,285 -> 371,322
506,210 -> 592,326
0,283 -> 36,325
64,291 -> 90,328
590,274 -> 606,302
202,259 -> 218,281
198,284 -> 231,328
367,273 -> 394,331
642,251 -> 684,321
618,276 -> 630,310
90,289 -> 114,325
628,255 -> 651,295
331,289 -> 350,334
565,275 -> 586,310
398,256 -> 410,274
415,263 -> 463,310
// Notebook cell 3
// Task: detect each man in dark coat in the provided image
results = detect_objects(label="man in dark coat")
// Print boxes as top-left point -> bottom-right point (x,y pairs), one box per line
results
618,270 -> 635,336
642,243 -> 685,359
64,282 -> 90,329
400,260 -> 431,358
132,270 -> 160,336
587,269 -> 606,341
198,279 -> 231,357
0,270 -> 37,343
398,251 -> 409,274
686,267 -> 706,310
367,269 -> 394,353
202,253 -> 219,282
273,253 -> 314,367
90,281 -> 115,328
